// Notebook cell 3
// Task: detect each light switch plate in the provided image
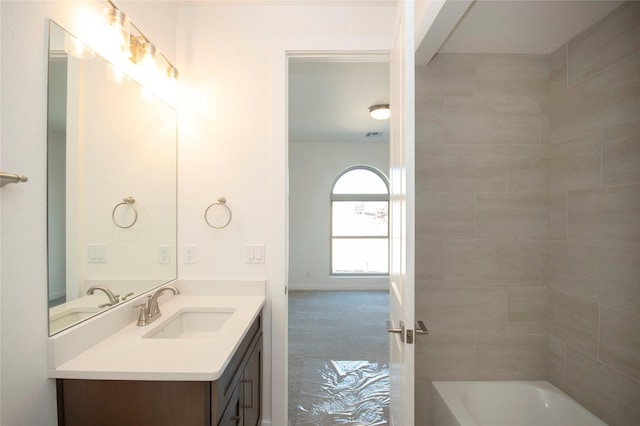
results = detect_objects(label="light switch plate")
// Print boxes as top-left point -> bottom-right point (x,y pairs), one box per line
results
88,244 -> 107,263
246,244 -> 265,264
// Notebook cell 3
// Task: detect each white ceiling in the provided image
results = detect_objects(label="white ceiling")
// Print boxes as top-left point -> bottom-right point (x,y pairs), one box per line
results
289,60 -> 390,144
437,0 -> 623,55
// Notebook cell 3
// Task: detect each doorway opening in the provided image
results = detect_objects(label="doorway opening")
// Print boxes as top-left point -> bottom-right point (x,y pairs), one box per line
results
287,55 -> 391,425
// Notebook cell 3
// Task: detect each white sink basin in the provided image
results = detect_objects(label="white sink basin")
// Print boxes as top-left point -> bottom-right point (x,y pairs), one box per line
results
144,308 -> 235,339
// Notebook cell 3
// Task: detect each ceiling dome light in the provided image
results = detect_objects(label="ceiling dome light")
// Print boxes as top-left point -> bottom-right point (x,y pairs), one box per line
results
368,104 -> 390,120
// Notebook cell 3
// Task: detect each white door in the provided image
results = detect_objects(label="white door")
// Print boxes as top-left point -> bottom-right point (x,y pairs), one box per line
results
388,1 -> 415,425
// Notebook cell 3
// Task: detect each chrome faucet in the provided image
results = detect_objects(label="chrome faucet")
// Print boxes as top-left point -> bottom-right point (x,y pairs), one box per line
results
86,285 -> 120,308
133,285 -> 180,326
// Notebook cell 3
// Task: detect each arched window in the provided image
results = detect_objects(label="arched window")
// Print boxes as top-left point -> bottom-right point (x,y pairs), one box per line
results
330,165 -> 389,275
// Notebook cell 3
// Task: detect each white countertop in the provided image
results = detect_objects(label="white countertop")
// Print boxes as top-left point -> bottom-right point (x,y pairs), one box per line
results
49,282 -> 265,381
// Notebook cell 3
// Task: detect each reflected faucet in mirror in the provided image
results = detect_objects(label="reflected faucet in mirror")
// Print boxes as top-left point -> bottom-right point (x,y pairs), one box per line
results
85,285 -> 120,308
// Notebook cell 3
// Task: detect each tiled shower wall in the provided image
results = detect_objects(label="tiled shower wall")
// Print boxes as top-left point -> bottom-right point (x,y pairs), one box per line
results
545,2 -> 640,425
414,52 -> 550,424
415,2 -> 639,425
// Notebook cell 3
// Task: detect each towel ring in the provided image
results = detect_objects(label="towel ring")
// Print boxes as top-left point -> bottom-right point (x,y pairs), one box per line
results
112,197 -> 138,229
204,197 -> 232,229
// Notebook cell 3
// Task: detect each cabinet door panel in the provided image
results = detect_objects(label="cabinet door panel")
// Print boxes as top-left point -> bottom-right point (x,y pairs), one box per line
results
243,335 -> 262,426
218,381 -> 242,426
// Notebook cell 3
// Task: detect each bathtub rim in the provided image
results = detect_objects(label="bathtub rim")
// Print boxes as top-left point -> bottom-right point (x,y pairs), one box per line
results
431,380 -> 607,426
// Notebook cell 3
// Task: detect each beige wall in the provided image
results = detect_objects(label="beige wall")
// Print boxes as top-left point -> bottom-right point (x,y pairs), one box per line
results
415,2 -> 639,425
546,2 -> 640,425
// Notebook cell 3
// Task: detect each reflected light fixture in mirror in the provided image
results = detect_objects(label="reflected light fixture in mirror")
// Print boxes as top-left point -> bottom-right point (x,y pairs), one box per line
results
368,104 -> 390,120
64,33 -> 95,60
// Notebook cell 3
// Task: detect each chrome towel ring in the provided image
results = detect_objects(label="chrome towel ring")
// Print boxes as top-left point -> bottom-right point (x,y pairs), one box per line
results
204,197 -> 232,229
112,196 -> 138,229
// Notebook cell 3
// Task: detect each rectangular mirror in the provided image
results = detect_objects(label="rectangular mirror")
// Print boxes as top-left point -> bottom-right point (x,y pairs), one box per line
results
47,21 -> 177,335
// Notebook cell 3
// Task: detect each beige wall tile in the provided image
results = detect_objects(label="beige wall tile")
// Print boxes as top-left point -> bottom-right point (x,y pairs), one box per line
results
443,239 -> 540,287
549,132 -> 602,192
416,380 -> 433,426
416,98 -> 445,145
415,335 -> 476,381
475,192 -> 548,239
549,240 -> 640,314
416,193 -> 475,239
416,144 -> 507,193
603,118 -> 640,187
540,240 -> 550,286
549,289 -> 599,357
568,185 -> 640,250
568,1 -> 640,87
415,239 -> 443,287
540,104 -> 551,145
475,334 -> 547,380
445,97 -> 539,145
508,144 -> 549,191
507,287 -> 548,334
600,306 -> 640,382
549,44 -> 567,96
565,347 -> 640,426
549,53 -> 640,143
549,191 -> 568,240
416,54 -> 476,99
547,335 -> 566,390
476,54 -> 549,99
444,97 -> 497,145
494,97 -> 541,145
418,287 -> 507,335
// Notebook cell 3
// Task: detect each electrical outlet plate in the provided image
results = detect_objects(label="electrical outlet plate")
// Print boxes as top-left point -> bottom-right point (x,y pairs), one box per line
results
158,244 -> 170,264
184,244 -> 196,264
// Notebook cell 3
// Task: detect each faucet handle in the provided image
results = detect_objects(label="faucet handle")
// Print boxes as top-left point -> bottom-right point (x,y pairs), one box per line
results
133,302 -> 148,326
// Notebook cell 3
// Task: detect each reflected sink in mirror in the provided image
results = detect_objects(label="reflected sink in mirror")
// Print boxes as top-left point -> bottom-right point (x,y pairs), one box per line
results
49,307 -> 102,334
143,308 -> 236,339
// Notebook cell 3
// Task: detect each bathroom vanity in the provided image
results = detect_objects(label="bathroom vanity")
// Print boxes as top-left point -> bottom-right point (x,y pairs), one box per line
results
49,281 -> 265,426
56,314 -> 261,425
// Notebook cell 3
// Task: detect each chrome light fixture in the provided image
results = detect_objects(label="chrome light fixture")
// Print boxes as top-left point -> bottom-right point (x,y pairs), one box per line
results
104,0 -> 179,93
368,104 -> 390,120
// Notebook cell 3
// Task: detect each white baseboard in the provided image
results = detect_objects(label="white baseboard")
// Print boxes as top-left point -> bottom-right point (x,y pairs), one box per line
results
288,282 -> 388,291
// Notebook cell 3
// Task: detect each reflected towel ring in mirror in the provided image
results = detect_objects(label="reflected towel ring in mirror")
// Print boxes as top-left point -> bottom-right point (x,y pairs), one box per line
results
112,196 -> 138,229
204,197 -> 232,229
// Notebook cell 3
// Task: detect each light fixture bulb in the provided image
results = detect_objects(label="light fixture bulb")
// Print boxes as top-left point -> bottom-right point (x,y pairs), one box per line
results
137,41 -> 158,77
166,66 -> 179,80
105,7 -> 130,57
368,104 -> 390,120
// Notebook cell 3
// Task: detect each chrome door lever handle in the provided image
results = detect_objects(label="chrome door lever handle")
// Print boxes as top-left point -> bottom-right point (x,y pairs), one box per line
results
416,320 -> 429,336
386,319 -> 404,333
386,320 -> 405,342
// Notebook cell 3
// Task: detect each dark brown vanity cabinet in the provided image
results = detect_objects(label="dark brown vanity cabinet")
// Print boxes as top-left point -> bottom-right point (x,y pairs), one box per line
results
56,315 -> 262,426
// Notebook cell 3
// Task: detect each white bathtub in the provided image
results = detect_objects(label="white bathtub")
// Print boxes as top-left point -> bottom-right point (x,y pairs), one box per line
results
432,381 -> 607,426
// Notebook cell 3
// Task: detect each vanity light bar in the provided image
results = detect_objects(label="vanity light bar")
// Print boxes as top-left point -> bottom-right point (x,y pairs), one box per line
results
105,0 -> 178,81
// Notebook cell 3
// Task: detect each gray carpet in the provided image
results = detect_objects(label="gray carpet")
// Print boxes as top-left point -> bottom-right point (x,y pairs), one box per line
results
288,290 -> 389,425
